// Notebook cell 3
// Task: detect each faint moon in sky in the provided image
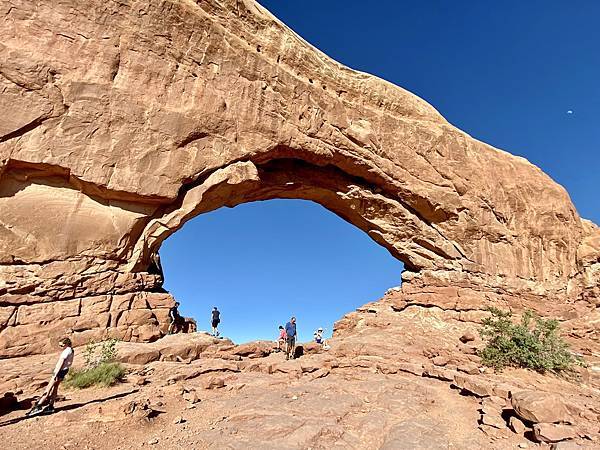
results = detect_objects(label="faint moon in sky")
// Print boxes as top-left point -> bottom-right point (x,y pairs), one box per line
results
567,110 -> 573,114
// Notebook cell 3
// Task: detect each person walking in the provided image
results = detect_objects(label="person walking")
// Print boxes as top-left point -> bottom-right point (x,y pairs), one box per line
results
284,316 -> 297,360
211,306 -> 221,336
168,302 -> 182,334
27,337 -> 74,415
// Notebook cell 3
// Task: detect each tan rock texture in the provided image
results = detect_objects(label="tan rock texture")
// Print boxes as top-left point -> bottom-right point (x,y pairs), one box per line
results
0,0 -> 599,356
1,296 -> 598,448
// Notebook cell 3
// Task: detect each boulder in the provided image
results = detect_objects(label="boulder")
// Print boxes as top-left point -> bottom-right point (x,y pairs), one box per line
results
202,376 -> 225,390
533,423 -> 577,443
509,416 -> 527,434
453,375 -> 493,397
511,391 -> 572,424
459,332 -> 477,343
230,341 -> 274,358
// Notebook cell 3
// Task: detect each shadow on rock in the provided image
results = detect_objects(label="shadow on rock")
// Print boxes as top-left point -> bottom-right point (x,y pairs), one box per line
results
0,389 -> 139,428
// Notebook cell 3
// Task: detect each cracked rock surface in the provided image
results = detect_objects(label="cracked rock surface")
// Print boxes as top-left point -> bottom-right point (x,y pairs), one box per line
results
0,293 -> 598,449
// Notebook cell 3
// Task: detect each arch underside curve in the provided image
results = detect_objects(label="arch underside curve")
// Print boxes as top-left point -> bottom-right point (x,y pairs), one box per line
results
130,154 -> 467,276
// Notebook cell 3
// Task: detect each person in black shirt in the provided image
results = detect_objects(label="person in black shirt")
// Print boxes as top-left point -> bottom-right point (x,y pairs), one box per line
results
168,302 -> 181,334
211,307 -> 221,337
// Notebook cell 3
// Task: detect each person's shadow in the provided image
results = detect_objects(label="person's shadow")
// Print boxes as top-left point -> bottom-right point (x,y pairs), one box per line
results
0,389 -> 138,428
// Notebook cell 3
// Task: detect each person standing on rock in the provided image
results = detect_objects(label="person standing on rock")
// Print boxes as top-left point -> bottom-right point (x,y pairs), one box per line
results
211,306 -> 221,337
313,327 -> 324,344
168,302 -> 182,334
27,337 -> 74,415
285,316 -> 297,360
277,325 -> 287,351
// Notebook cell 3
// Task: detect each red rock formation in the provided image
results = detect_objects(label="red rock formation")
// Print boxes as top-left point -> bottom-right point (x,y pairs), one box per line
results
0,0 -> 598,356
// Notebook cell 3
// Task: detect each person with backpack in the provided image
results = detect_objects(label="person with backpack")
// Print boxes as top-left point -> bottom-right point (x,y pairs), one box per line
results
27,337 -> 74,415
168,302 -> 182,334
284,316 -> 297,360
211,306 -> 221,336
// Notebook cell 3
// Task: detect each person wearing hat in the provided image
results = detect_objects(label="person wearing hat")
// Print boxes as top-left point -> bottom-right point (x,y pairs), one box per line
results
313,327 -> 324,345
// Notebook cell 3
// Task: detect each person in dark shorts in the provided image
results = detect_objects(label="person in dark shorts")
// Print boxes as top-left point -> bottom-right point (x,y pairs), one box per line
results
27,337 -> 74,415
211,307 -> 221,336
284,316 -> 297,360
168,302 -> 182,334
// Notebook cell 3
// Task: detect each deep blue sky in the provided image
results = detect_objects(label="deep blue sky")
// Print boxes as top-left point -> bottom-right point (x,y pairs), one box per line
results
162,1 -> 599,343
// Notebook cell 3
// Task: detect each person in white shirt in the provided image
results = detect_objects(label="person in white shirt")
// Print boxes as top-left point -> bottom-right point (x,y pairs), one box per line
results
28,337 -> 74,415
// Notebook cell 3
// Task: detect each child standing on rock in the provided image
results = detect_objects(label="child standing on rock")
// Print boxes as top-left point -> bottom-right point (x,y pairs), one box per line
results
27,337 -> 74,415
277,325 -> 287,351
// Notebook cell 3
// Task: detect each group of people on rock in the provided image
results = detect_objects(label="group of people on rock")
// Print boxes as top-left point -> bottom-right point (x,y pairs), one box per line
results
276,316 -> 329,359
168,302 -> 220,337
168,304 -> 328,355
26,304 -> 329,417
277,316 -> 298,360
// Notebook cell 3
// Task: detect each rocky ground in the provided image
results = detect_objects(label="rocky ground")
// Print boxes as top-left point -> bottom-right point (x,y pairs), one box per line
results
1,290 -> 599,449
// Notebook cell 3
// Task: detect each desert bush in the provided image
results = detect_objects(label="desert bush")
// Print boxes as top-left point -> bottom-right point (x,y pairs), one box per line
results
65,339 -> 125,389
65,362 -> 126,389
478,307 -> 581,372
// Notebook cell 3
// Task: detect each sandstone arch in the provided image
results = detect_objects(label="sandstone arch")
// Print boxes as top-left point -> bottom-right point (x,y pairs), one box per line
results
0,0 -> 598,357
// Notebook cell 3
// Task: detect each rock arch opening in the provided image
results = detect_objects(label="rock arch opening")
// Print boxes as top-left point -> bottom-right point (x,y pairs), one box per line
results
129,153 -> 464,278
159,198 -> 404,343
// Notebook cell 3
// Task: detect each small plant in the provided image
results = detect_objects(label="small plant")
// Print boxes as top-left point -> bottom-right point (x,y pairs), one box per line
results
478,307 -> 582,373
65,339 -> 125,389
65,362 -> 126,389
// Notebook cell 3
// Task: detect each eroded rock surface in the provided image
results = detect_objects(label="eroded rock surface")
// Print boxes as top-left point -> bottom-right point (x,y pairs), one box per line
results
0,0 -> 599,355
0,295 -> 598,449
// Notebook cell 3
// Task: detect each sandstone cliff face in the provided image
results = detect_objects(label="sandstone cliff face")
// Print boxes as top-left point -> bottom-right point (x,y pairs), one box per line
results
0,0 -> 598,356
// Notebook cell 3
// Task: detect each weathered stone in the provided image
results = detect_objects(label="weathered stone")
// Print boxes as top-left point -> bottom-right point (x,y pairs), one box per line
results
459,332 -> 476,343
230,341 -> 274,358
453,375 -> 493,397
397,362 -> 425,376
480,411 -> 507,429
533,423 -> 577,443
423,366 -> 457,382
432,356 -> 450,366
457,363 -> 480,375
202,376 -> 225,390
511,391 -> 572,424
0,0 -> 597,357
509,416 -> 527,434
182,391 -> 199,405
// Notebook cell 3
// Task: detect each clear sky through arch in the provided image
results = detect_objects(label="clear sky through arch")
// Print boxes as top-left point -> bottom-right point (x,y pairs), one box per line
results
162,1 -> 599,343
161,200 -> 404,343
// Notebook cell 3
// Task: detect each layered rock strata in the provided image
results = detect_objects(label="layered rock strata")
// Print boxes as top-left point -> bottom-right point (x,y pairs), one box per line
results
1,0 -> 598,356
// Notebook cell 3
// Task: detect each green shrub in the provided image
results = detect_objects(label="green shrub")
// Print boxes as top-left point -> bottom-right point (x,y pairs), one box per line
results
65,362 -> 126,389
478,307 -> 581,372
66,339 -> 124,389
